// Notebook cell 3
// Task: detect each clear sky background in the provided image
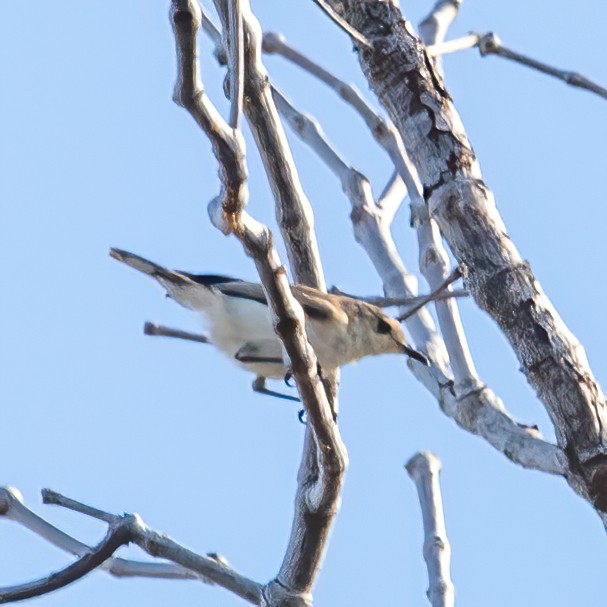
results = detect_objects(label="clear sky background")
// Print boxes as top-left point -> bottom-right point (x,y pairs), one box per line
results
1,1 -> 606,605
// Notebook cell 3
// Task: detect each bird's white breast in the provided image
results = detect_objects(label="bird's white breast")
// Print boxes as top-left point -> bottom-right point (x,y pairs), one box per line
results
203,291 -> 285,378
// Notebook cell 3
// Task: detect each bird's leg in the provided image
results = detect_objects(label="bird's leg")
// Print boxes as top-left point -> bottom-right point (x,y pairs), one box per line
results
252,376 -> 300,403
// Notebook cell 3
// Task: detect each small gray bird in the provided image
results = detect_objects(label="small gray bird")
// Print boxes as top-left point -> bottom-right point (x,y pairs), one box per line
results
110,248 -> 428,395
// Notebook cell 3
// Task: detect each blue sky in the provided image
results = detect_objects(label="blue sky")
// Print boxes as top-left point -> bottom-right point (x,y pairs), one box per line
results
1,1 -> 606,605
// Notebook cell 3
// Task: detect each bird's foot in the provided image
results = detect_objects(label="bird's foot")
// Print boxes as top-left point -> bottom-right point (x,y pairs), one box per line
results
284,370 -> 296,387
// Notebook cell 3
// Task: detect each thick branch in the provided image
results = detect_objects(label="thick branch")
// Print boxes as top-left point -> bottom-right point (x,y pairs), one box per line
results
171,3 -> 347,601
41,488 -> 262,603
271,85 -> 450,370
406,452 -> 455,607
324,0 -> 607,513
268,39 -> 563,477
241,7 -> 326,290
415,1 -> 479,392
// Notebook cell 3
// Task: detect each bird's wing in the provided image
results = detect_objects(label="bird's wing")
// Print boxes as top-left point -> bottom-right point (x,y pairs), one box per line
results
234,339 -> 284,364
215,281 -> 268,305
181,273 -> 243,286
292,285 -> 349,323
217,282 -> 349,324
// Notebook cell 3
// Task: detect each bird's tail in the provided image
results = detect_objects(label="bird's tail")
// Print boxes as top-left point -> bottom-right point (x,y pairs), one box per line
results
109,248 -> 208,311
109,248 -> 188,283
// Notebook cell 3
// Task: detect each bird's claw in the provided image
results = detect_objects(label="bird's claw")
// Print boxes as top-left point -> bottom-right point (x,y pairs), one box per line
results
284,371 -> 295,387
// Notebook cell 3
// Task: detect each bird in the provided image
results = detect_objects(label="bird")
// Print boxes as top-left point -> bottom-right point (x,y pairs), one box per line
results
109,248 -> 428,399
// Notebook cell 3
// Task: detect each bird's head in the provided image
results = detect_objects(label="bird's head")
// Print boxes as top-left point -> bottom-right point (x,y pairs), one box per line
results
365,308 -> 429,366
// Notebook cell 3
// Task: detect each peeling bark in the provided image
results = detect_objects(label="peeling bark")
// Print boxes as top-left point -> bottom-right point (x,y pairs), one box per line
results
325,0 -> 607,511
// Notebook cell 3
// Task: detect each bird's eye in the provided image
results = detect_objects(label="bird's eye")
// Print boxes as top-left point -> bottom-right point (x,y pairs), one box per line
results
376,318 -> 392,334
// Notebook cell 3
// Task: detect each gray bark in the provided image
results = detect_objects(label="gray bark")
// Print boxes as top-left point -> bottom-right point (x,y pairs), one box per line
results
324,0 -> 607,512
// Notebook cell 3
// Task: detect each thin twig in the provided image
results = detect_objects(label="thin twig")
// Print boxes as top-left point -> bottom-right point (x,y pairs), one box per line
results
143,322 -> 210,344
329,287 -> 468,308
478,32 -> 607,100
406,453 -> 455,607
397,269 -> 462,322
424,28 -> 607,101
42,489 -> 118,523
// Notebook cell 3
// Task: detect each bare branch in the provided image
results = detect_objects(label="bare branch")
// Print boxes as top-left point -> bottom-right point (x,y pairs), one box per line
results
241,9 -> 327,290
423,28 -> 607,101
143,321 -> 210,344
42,488 -> 262,603
327,0 -> 607,511
271,7 -> 568,478
171,3 -> 347,601
328,287 -> 468,308
437,386 -> 567,476
415,2 -> 480,391
223,0 -> 244,128
426,33 -> 480,57
406,452 -> 455,607
41,489 -> 118,523
0,512 -> 136,603
478,32 -> 607,101
199,7 -> 328,290
262,31 -> 423,211
419,0 -> 462,73
171,0 -> 247,218
0,487 -> 201,581
211,0 -> 244,127
397,267 -> 461,322
376,170 -> 406,222
271,85 -> 449,370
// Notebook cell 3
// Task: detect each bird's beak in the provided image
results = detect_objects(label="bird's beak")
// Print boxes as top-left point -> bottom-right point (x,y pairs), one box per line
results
399,342 -> 430,366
